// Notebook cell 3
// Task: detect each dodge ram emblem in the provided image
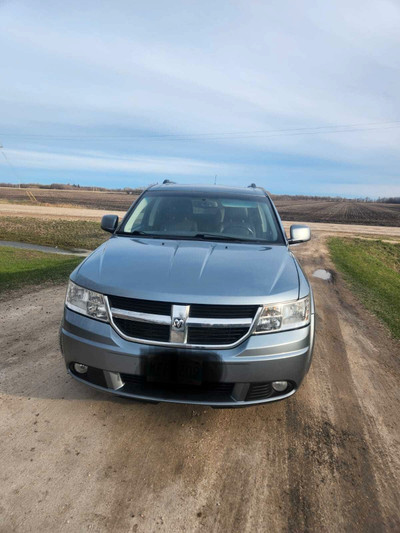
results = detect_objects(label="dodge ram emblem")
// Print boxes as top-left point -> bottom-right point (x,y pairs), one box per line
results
173,318 -> 184,329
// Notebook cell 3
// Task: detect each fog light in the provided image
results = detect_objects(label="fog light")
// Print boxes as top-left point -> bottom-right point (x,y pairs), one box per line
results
272,380 -> 288,392
74,363 -> 88,374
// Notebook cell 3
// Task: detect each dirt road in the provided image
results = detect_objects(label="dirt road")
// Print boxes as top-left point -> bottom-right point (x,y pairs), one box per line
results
1,234 -> 399,532
0,202 -> 126,220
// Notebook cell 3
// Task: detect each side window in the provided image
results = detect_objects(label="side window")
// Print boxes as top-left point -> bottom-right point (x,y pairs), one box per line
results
258,204 -> 267,233
124,197 -> 150,232
147,198 -> 162,228
262,204 -> 278,241
248,206 -> 262,237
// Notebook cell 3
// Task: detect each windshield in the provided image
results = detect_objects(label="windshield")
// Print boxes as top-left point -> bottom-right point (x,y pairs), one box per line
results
118,191 -> 284,244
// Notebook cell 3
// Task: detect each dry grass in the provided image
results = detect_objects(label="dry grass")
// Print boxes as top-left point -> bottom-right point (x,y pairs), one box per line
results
0,216 -> 107,250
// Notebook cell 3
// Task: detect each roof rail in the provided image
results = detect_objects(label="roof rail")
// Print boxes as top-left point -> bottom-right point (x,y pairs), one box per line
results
162,179 -> 176,185
248,183 -> 257,189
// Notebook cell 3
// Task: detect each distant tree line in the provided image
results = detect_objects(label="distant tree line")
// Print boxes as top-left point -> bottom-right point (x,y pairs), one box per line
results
376,197 -> 400,204
0,182 -> 398,203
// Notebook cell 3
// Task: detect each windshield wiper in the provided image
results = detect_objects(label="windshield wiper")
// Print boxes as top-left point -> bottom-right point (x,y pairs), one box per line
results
117,230 -> 162,237
118,231 -> 258,243
130,230 -> 154,236
193,233 -> 253,242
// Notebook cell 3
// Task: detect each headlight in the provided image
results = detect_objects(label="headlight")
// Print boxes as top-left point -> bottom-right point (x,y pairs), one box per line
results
65,280 -> 109,322
255,295 -> 310,333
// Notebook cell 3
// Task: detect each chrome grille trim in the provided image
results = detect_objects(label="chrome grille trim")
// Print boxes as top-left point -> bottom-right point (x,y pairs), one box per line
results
106,297 -> 262,349
186,317 -> 253,328
111,308 -> 171,325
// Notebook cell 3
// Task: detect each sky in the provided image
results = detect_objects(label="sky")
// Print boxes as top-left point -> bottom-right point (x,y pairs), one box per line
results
0,0 -> 399,197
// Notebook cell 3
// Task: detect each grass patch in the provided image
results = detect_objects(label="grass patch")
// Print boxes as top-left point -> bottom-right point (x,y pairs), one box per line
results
328,237 -> 400,339
0,246 -> 82,293
0,216 -> 106,250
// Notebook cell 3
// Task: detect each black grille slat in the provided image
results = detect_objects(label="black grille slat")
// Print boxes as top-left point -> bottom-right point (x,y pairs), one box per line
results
120,374 -> 144,384
246,383 -> 274,401
187,327 -> 248,345
190,304 -> 259,319
108,295 -> 171,315
114,318 -> 170,342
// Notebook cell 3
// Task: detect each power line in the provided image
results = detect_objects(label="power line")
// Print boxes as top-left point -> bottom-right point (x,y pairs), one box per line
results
0,120 -> 399,142
0,143 -> 23,185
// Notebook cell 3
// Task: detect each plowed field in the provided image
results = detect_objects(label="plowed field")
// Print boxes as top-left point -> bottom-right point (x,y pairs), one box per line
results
1,187 -> 399,226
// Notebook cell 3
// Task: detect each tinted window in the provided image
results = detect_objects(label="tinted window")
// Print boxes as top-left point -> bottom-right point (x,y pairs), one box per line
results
120,191 -> 284,244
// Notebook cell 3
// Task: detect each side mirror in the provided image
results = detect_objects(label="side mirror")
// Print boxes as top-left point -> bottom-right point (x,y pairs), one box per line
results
288,224 -> 311,244
101,214 -> 119,233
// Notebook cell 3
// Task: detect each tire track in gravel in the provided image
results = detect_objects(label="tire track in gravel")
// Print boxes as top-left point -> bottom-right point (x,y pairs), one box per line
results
0,233 -> 399,532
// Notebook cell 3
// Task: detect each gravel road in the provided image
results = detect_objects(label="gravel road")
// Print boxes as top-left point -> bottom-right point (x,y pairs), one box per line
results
0,234 -> 399,532
0,203 -> 124,220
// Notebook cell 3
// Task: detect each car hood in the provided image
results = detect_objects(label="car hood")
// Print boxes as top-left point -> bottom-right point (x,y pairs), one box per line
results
72,236 -> 300,305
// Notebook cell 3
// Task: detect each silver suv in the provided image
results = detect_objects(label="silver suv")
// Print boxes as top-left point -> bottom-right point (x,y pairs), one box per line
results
60,183 -> 315,406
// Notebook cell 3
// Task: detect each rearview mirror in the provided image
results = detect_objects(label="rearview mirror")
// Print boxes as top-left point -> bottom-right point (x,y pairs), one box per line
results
288,224 -> 311,244
101,214 -> 119,233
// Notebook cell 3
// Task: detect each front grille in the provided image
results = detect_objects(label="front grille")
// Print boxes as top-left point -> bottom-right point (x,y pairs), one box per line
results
187,327 -> 249,345
108,295 -> 259,347
114,318 -> 170,342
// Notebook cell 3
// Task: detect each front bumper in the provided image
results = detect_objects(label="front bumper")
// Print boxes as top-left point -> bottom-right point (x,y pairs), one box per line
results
60,308 -> 315,407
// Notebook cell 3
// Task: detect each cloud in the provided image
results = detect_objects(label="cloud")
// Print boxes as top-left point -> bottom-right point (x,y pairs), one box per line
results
0,0 -> 399,196
4,148 -> 233,176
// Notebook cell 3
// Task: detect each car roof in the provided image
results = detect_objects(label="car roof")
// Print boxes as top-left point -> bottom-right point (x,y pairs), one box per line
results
149,183 -> 267,196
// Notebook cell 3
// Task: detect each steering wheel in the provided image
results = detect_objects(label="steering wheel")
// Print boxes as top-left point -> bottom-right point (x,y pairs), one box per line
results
223,224 -> 255,237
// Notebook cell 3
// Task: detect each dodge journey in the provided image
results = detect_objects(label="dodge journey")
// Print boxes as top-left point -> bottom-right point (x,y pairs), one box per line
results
60,183 -> 315,406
